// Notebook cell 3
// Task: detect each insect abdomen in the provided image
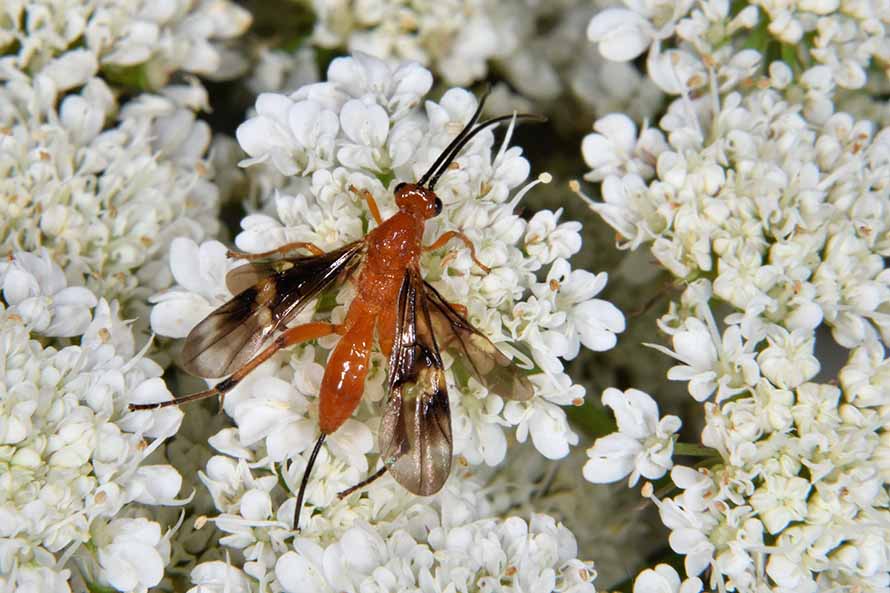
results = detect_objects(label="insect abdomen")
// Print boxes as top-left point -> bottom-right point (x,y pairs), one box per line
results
317,312 -> 375,434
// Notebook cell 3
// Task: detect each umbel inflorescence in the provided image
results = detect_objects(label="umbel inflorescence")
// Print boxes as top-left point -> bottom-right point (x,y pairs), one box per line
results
0,254 -> 185,593
579,0 -> 890,591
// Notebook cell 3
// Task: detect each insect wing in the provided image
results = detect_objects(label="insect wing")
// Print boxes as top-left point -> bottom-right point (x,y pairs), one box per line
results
225,260 -> 283,296
379,271 -> 452,496
181,242 -> 364,378
422,280 -> 534,401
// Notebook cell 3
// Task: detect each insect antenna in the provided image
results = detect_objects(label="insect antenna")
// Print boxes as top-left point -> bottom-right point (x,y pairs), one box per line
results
293,433 -> 326,531
425,112 -> 547,190
417,86 -> 491,187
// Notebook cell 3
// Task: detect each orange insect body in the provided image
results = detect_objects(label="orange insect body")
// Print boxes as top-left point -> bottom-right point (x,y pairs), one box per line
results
318,187 -> 437,434
130,94 -> 542,531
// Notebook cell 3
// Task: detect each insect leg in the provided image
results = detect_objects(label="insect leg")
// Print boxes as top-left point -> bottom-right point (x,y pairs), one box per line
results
227,241 -> 325,259
293,433 -> 325,531
128,322 -> 342,411
348,185 -> 384,225
424,230 -> 491,273
337,465 -> 388,499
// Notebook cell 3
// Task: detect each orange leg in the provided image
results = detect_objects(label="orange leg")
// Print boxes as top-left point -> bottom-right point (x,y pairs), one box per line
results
349,185 -> 384,225
128,322 -> 341,411
227,241 -> 325,260
450,303 -> 468,317
425,230 -> 490,273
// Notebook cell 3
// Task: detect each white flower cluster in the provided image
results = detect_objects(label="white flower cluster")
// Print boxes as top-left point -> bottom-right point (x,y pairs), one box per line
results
1,4 -> 253,588
306,0 -> 664,121
585,88 -> 890,349
187,470 -> 595,593
0,251 -> 184,593
147,51 -> 619,590
580,0 -> 890,591
309,0 -> 545,87
0,0 -> 255,317
1,0 -> 251,91
486,441 -> 661,589
751,0 -> 889,90
586,0 -> 890,114
625,283 -> 889,593
581,0 -> 890,351
0,75 -> 222,314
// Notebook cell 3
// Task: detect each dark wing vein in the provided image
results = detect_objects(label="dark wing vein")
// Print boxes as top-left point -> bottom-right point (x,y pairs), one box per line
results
422,280 -> 534,401
181,242 -> 364,378
379,270 -> 452,496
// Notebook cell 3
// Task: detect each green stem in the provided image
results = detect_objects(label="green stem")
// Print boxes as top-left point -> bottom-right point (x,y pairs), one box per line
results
674,442 -> 719,458
85,580 -> 118,593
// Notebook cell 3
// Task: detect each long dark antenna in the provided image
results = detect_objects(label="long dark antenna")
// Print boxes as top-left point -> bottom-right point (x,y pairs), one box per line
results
426,113 -> 547,190
293,433 -> 326,531
417,87 -> 491,187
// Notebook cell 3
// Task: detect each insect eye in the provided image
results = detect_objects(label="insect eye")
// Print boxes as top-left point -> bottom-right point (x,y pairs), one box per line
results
395,182 -> 407,192
433,197 -> 443,216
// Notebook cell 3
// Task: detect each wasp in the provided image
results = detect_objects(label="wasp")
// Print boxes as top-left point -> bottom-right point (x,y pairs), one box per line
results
131,93 -> 543,530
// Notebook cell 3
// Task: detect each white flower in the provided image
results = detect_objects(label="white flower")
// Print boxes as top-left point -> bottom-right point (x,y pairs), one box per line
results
237,93 -> 340,176
813,231 -> 890,348
575,173 -> 668,250
766,553 -> 817,593
535,258 -> 627,357
508,295 -> 571,373
213,52 -> 617,468
0,564 -> 71,593
96,518 -> 169,592
587,0 -> 695,63
306,4 -> 620,121
577,0 -> 890,590
187,561 -> 253,593
839,340 -> 890,408
3,0 -> 250,92
651,494 -> 717,577
248,46 -> 320,95
583,113 -> 668,181
319,52 -> 434,117
504,397 -> 579,460
648,305 -> 759,402
583,388 -> 681,486
524,209 -> 582,265
757,326 -> 820,389
232,372 -> 373,469
587,8 -> 656,62
633,563 -> 703,593
749,474 -> 811,534
271,513 -> 595,593
335,99 -> 391,171
0,249 -> 96,337
145,54 -> 616,593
